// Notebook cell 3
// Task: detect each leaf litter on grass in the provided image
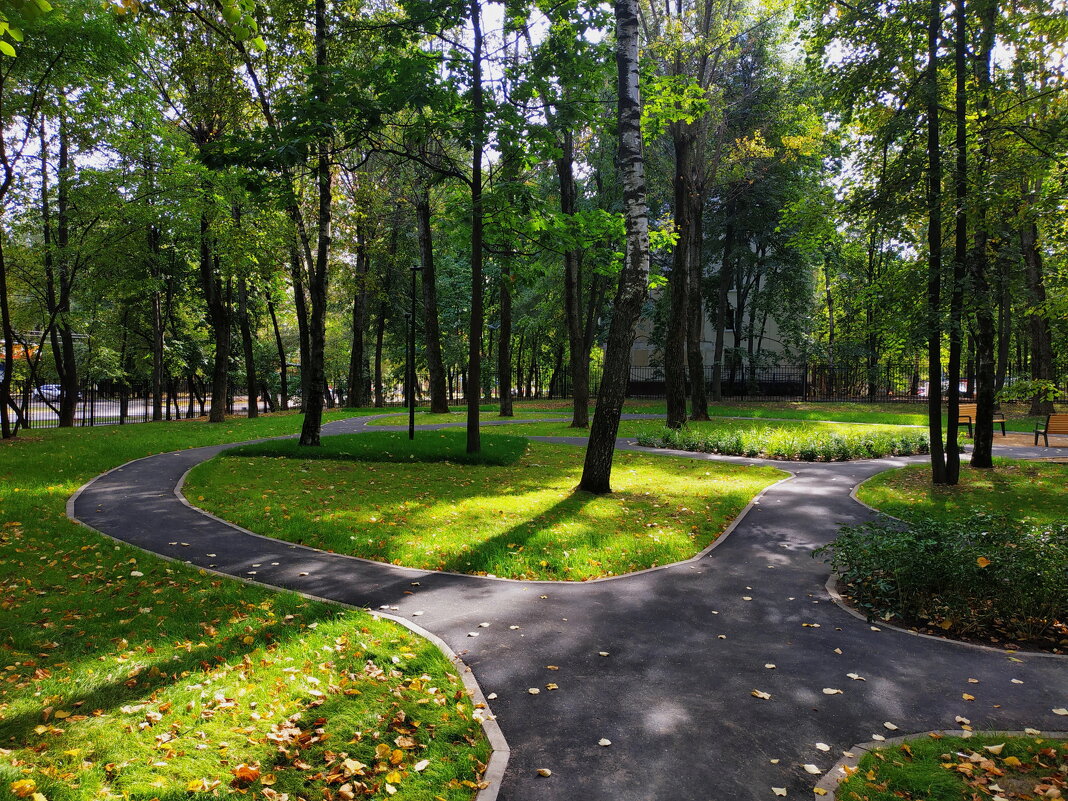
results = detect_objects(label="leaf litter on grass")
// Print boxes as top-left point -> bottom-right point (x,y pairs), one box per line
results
0,416 -> 490,801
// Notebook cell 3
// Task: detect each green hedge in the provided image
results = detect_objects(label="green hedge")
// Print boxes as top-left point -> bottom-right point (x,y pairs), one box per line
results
816,513 -> 1068,643
635,424 -> 929,461
225,430 -> 528,466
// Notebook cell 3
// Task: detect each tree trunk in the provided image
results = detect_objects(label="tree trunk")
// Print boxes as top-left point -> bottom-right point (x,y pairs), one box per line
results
686,181 -> 708,419
994,252 -> 1010,393
238,277 -> 258,418
664,128 -> 691,429
466,0 -> 485,453
374,302 -> 386,407
290,244 -> 311,412
199,211 -> 231,424
944,0 -> 969,482
926,0 -> 947,484
41,115 -> 79,428
556,129 -> 590,428
579,0 -> 649,494
0,236 -> 15,439
711,208 -> 734,402
498,259 -> 513,416
267,296 -> 288,410
415,187 -> 449,413
346,231 -> 370,408
1020,221 -> 1055,415
967,0 -> 998,468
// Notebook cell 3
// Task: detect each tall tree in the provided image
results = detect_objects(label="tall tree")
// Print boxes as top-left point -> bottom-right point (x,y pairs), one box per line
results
579,0 -> 650,493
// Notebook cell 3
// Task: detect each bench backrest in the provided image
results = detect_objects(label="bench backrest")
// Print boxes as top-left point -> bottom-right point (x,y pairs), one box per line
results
1048,414 -> 1068,435
957,403 -> 977,419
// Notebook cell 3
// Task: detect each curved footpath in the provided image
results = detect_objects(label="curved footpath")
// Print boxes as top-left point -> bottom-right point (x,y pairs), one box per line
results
69,415 -> 1068,800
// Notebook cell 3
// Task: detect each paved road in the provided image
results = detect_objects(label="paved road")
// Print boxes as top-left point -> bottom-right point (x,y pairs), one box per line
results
69,415 -> 1068,800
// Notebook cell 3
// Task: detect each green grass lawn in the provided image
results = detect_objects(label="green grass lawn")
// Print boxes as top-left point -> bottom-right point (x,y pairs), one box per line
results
368,399 -> 1058,432
834,733 -> 1068,800
464,417 -> 919,444
186,431 -> 785,581
0,413 -> 489,801
365,409 -> 578,426
856,458 -> 1068,526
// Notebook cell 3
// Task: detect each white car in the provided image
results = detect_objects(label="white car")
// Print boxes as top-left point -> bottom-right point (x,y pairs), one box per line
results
34,384 -> 63,401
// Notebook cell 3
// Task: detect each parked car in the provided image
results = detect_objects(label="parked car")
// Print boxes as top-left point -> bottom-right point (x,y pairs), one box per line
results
34,386 -> 77,403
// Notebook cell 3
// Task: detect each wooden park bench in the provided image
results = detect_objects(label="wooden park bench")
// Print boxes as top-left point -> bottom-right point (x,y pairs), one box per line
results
957,403 -> 1006,438
1034,413 -> 1068,447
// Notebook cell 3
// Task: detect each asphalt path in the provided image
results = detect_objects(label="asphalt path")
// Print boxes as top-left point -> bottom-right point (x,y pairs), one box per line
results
69,414 -> 1068,800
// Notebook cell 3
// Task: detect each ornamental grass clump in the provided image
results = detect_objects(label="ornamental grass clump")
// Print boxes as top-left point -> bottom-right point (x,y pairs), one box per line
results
816,513 -> 1068,646
635,424 -> 929,461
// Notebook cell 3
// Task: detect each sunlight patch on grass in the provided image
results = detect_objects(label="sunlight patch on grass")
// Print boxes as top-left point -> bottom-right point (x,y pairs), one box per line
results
857,458 -> 1068,526
835,733 -> 1068,801
0,413 -> 489,800
187,441 -> 785,581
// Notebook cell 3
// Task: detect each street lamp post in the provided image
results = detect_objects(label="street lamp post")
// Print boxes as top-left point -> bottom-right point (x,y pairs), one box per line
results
408,265 -> 422,440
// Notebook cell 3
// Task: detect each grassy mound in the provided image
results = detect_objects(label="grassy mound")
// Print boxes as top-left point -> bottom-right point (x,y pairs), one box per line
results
0,414 -> 488,800
228,430 -> 527,466
187,441 -> 785,581
634,422 -> 929,461
856,458 -> 1068,526
835,733 -> 1068,800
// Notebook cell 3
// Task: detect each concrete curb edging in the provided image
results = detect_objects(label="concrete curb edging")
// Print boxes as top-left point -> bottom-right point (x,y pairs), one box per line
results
823,574 -> 1068,660
814,729 -> 1068,798
65,440 -> 509,801
824,479 -> 1068,660
168,438 -> 796,586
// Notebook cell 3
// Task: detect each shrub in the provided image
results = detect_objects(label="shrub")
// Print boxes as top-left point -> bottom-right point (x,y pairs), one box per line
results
635,424 -> 929,461
815,513 -> 1068,643
225,430 -> 528,466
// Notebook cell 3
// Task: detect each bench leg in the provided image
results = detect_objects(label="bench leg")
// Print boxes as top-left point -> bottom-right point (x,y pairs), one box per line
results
998,421 -> 1005,436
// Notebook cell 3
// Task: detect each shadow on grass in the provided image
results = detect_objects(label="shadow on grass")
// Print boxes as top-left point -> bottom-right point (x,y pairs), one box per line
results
438,490 -> 600,575
0,597 -> 339,748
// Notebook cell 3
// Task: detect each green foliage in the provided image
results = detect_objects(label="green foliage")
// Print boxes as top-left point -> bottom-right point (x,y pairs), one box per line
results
225,430 -> 527,466
996,378 -> 1062,404
816,513 -> 1068,642
640,72 -> 712,141
635,423 -> 929,460
0,0 -> 49,56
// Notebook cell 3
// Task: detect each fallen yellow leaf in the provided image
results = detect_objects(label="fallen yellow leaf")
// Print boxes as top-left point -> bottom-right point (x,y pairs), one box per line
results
976,556 -> 991,568
10,780 -> 37,799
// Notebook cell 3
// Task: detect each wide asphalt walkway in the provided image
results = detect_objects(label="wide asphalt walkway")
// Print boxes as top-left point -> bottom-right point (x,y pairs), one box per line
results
69,415 -> 1068,800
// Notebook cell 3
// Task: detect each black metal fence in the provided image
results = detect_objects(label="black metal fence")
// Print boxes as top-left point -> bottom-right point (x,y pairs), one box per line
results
6,360 -> 1062,430
2,381 -> 205,430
